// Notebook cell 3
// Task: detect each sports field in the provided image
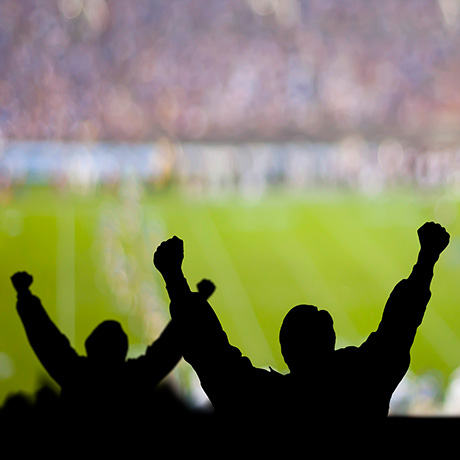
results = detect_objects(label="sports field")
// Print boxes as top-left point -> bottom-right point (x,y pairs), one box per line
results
1,184 -> 460,407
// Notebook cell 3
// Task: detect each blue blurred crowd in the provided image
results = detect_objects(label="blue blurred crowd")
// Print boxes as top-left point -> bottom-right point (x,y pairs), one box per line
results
1,0 -> 459,144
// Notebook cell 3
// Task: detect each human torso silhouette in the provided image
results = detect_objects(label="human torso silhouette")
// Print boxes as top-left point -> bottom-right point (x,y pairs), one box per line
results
15,290 -> 182,429
166,275 -> 430,435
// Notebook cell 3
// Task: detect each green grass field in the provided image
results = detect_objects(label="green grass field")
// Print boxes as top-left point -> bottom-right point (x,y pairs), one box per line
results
1,183 -> 460,407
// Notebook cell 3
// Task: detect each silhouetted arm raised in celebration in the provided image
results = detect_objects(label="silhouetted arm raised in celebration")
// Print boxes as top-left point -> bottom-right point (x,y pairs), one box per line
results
359,222 -> 450,394
130,279 -> 216,383
153,237 -> 254,410
153,237 -> 221,335
12,272 -> 79,387
129,320 -> 183,385
378,222 -> 449,337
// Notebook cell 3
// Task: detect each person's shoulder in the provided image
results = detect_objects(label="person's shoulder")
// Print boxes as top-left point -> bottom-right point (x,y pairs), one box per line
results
335,345 -> 359,353
334,346 -> 360,358
74,355 -> 89,368
248,365 -> 284,380
333,346 -> 366,373
125,355 -> 144,367
268,366 -> 284,377
246,366 -> 285,393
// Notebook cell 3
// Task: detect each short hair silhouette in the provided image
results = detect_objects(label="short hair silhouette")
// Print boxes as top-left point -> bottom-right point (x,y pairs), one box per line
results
85,320 -> 128,364
279,305 -> 336,370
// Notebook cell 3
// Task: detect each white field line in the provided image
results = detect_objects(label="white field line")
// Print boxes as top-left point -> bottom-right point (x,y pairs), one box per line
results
56,207 -> 75,345
184,205 -> 276,365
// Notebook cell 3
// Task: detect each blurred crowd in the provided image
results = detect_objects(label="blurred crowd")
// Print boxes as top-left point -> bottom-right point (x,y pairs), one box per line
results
1,140 -> 460,198
390,367 -> 460,416
1,0 -> 460,144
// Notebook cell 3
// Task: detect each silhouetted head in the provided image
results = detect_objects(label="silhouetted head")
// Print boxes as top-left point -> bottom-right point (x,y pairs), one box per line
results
85,320 -> 128,365
279,305 -> 336,372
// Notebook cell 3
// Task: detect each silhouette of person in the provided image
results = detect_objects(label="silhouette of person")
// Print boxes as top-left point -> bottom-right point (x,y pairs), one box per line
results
11,271 -> 213,441
153,222 -> 450,443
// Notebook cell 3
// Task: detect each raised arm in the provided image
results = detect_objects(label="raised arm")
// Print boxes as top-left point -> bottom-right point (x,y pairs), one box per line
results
355,223 -> 450,407
130,280 -> 215,384
12,272 -> 79,386
153,237 -> 255,409
153,237 -> 221,330
153,236 -> 189,304
128,320 -> 181,385
379,221 -> 450,331
407,221 -> 450,287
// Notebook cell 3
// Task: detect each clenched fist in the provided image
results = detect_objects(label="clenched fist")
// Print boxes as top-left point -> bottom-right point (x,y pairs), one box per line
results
418,222 -> 450,258
11,271 -> 33,294
153,236 -> 184,277
197,279 -> 216,300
